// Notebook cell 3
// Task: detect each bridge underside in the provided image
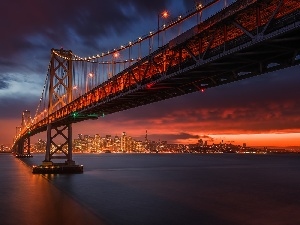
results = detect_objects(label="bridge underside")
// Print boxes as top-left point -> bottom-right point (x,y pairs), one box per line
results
84,25 -> 300,119
55,2 -> 300,126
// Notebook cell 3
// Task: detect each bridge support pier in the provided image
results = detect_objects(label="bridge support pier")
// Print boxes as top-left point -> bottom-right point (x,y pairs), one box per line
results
33,123 -> 83,174
15,136 -> 33,158
43,123 -> 75,164
23,136 -> 31,155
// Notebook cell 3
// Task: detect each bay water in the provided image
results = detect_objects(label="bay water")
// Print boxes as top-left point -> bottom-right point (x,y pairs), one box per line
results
1,153 -> 300,225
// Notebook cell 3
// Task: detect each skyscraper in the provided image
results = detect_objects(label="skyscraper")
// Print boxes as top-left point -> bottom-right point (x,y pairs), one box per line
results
121,132 -> 127,152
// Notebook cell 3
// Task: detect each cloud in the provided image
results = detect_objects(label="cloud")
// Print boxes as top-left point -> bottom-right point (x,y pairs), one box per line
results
0,77 -> 9,90
0,0 -> 173,57
146,132 -> 200,142
198,135 -> 214,142
0,96 -> 37,119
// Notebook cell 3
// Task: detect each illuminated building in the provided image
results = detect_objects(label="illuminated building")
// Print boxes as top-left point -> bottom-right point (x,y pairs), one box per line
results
121,132 -> 127,152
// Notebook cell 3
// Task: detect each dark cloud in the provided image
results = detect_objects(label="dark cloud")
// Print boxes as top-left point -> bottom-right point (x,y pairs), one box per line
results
0,96 -> 36,119
134,132 -> 200,143
0,58 -> 13,66
0,77 -> 9,89
199,135 -> 214,142
0,0 -> 172,57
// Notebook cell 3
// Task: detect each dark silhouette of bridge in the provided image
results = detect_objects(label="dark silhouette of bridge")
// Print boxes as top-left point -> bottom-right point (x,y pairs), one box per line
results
12,0 -> 300,173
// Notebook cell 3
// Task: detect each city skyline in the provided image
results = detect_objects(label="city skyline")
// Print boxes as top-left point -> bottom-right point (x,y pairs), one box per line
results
74,131 -> 300,149
6,130 -> 299,154
15,129 -> 300,150
0,0 -> 299,147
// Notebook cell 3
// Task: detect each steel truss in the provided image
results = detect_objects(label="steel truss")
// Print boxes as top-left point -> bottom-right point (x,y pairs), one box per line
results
15,136 -> 30,155
22,136 -> 31,155
43,49 -> 75,165
44,123 -> 74,165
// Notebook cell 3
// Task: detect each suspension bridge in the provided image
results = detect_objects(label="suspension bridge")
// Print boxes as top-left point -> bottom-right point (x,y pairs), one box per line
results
11,0 -> 300,173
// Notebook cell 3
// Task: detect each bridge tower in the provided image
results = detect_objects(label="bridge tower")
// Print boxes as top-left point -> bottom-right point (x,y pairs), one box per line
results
12,127 -> 22,155
21,110 -> 31,155
42,48 -> 75,167
14,110 -> 32,157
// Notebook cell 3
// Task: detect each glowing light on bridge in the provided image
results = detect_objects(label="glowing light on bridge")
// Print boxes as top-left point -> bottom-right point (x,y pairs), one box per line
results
161,10 -> 169,19
196,3 -> 203,10
158,10 -> 170,46
86,73 -> 94,92
113,52 -> 120,58
146,82 -> 155,89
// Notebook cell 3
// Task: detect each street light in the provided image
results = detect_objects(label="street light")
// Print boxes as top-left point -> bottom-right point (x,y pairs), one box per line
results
196,2 -> 203,24
113,52 -> 120,58
108,52 -> 120,79
72,85 -> 78,99
86,72 -> 93,93
158,10 -> 169,47
113,52 -> 120,77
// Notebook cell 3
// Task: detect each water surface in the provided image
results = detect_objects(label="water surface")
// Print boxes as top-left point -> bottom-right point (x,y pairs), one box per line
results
3,153 -> 300,225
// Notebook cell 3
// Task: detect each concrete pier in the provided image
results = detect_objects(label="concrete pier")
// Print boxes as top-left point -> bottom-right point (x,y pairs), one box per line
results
32,163 -> 83,174
15,154 -> 33,158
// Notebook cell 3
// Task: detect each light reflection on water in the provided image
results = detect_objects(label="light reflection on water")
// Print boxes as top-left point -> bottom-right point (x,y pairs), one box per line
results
3,153 -> 300,225
0,154 -> 108,225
